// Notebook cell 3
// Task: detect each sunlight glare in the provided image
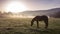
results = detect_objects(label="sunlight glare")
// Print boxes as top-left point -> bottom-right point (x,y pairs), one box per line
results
5,1 -> 27,13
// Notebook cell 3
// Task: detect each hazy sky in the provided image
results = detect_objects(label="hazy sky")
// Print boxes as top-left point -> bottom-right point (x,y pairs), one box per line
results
0,0 -> 60,11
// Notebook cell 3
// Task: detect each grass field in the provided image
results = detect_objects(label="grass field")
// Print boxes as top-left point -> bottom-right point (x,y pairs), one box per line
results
0,18 -> 60,34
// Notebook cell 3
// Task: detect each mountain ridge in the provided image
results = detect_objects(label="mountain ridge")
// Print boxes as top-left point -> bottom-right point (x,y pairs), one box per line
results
19,8 -> 60,16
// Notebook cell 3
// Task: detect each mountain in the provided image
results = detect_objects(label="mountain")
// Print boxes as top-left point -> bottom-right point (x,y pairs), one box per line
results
19,8 -> 60,17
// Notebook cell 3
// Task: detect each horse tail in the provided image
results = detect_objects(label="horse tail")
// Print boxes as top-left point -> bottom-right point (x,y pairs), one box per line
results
44,17 -> 48,29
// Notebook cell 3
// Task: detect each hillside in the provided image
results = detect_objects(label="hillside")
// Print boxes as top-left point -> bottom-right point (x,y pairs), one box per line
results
19,8 -> 60,17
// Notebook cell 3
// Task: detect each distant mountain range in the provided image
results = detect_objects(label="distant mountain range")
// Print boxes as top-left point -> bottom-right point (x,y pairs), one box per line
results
19,8 -> 60,17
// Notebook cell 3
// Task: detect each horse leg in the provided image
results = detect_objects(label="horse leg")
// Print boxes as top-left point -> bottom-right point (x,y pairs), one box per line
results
44,20 -> 48,29
36,21 -> 39,28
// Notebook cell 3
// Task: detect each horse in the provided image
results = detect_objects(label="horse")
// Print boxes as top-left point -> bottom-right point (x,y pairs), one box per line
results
31,15 -> 48,29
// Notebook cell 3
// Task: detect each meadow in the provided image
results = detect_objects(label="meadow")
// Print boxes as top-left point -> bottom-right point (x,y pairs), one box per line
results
0,18 -> 60,34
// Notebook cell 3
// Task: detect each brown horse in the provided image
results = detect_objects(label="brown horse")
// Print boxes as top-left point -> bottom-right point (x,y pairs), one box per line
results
31,15 -> 48,28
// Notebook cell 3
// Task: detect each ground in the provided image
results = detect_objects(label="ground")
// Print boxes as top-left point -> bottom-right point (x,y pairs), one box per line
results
0,18 -> 60,34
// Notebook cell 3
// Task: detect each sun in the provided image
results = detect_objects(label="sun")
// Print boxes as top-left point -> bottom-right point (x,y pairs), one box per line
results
5,1 -> 27,13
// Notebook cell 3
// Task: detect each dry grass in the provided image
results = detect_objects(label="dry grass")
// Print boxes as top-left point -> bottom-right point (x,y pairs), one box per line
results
0,18 -> 60,34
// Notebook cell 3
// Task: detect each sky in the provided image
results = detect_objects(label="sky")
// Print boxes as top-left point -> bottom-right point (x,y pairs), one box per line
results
0,0 -> 60,12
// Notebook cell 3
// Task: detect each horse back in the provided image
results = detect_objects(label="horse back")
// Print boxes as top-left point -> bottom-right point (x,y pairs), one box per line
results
33,15 -> 48,21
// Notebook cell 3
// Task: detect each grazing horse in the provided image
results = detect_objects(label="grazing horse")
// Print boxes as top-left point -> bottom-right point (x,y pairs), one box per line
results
31,15 -> 48,28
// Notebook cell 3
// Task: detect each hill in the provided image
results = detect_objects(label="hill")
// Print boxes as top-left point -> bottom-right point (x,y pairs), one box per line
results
19,8 -> 60,18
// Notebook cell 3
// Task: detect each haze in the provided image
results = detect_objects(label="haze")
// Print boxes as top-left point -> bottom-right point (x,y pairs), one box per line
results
0,0 -> 60,12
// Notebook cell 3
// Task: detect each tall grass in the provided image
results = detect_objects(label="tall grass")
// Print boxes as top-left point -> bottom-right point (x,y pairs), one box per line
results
0,18 -> 60,34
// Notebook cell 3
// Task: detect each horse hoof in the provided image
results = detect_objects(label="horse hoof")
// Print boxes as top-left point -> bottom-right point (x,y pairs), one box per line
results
37,27 -> 39,28
45,27 -> 48,29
